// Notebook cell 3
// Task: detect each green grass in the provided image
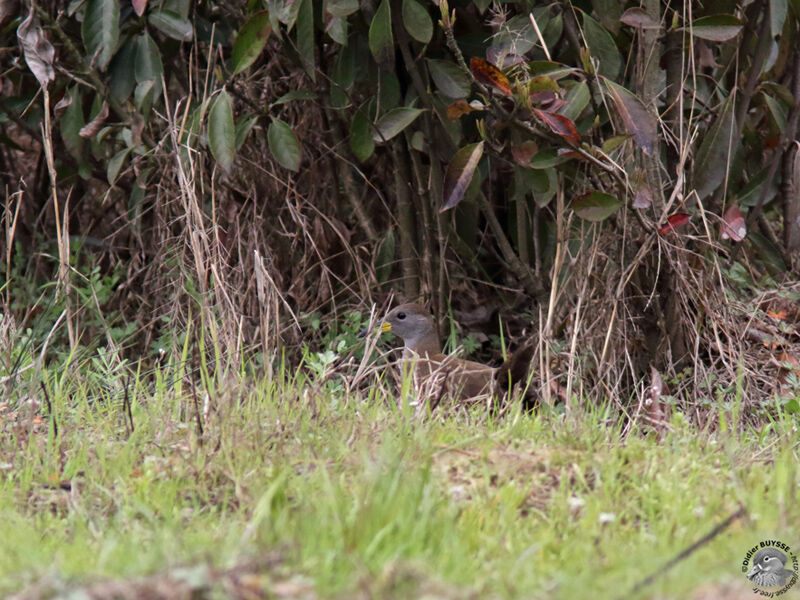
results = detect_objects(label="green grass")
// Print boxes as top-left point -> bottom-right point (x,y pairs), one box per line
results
0,362 -> 797,599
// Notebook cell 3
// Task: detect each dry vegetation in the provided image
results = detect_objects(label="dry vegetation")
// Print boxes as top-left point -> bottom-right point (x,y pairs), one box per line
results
3,0 -> 799,420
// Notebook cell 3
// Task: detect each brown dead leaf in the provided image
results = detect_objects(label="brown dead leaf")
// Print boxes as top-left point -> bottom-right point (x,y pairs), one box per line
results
445,101 -> 475,120
79,102 -> 110,138
470,57 -> 511,95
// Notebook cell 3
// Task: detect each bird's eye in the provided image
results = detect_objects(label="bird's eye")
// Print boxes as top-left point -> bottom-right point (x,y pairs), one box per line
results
397,312 -> 406,320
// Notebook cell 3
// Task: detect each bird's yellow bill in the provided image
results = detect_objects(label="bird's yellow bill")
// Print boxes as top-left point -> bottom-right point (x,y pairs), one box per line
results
381,322 -> 392,333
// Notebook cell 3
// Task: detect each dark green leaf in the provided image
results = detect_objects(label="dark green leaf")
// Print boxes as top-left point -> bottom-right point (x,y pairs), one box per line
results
571,191 -> 622,221
333,42 -> 356,89
350,102 -> 375,162
164,0 -> 190,19
296,0 -> 315,81
60,86 -> 84,159
582,13 -> 621,79
272,0 -> 302,30
134,33 -> 163,82
109,38 -> 137,103
235,114 -> 259,150
268,118 -> 302,171
493,14 -> 537,55
748,231 -> 787,271
326,0 -> 359,18
559,81 -> 590,122
762,92 -> 787,132
372,107 -> 424,142
601,135 -> 630,153
528,61 -> 576,79
369,0 -> 394,70
693,96 -> 737,199
529,147 -> 569,169
410,131 -> 425,152
689,15 -> 743,42
379,71 -> 401,110
591,0 -> 621,34
107,147 -> 133,184
514,166 -> 557,207
442,142 -> 484,211
736,167 -> 779,207
529,6 -> 562,50
542,12 -> 563,49
326,16 -> 347,45
231,11 -> 271,74
148,10 -> 193,41
134,79 -> 158,115
82,0 -> 120,71
375,230 -> 395,283
427,59 -> 471,99
402,0 -> 433,44
330,43 -> 356,108
208,91 -> 236,174
784,398 -> 800,414
531,168 -> 558,207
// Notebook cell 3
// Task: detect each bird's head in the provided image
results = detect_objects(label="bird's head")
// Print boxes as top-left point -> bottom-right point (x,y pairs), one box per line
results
381,303 -> 438,352
748,548 -> 789,576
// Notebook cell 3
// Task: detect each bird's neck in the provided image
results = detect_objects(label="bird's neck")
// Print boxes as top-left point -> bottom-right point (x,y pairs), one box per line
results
402,329 -> 441,358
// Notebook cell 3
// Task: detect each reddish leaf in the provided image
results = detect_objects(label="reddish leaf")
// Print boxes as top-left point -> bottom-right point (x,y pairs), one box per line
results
441,141 -> 484,211
446,101 -> 475,120
658,213 -> 691,235
534,109 -> 580,146
720,203 -> 746,241
510,141 -> 538,166
132,0 -> 148,17
470,57 -> 511,95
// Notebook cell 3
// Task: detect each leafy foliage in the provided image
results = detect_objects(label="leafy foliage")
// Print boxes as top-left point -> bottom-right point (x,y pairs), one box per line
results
2,0 -> 800,410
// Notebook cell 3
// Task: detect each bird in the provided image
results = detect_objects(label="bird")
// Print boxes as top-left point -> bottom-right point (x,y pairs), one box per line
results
379,303 -> 533,405
746,548 -> 796,588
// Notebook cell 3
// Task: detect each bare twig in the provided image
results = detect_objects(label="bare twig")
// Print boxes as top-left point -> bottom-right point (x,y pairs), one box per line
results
627,505 -> 747,597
